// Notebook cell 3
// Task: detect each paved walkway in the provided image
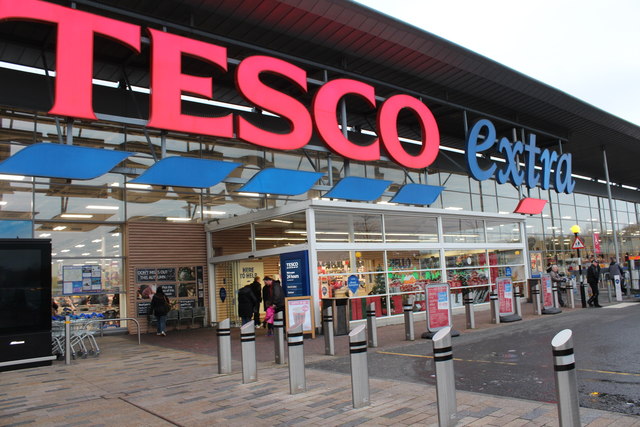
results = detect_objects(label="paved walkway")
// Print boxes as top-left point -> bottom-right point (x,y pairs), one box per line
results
2,301 -> 639,426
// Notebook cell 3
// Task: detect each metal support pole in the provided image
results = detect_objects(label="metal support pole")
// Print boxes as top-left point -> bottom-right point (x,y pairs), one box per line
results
575,240 -> 586,308
552,329 -> 581,426
432,326 -> 456,427
366,302 -> 378,347
240,322 -> 257,383
403,305 -> 415,341
216,318 -> 232,374
463,297 -> 475,329
490,292 -> 500,324
64,315 -> 71,365
567,280 -> 575,309
602,148 -> 621,264
323,305 -> 335,355
349,324 -> 370,408
274,311 -> 285,364
287,323 -> 306,394
531,282 -> 542,315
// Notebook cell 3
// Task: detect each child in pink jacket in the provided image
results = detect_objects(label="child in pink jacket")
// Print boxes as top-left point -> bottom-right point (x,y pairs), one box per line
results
264,305 -> 275,336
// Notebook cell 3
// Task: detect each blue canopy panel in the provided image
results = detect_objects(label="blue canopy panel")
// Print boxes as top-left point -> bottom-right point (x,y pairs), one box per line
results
324,177 -> 392,202
390,184 -> 445,205
238,168 -> 324,196
0,143 -> 132,180
130,157 -> 240,188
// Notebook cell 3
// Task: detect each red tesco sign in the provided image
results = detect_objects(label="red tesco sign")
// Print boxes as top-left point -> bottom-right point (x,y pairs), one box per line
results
0,0 -> 440,170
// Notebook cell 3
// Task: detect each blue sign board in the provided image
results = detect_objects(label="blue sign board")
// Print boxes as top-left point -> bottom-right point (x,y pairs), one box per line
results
347,275 -> 360,295
505,267 -> 512,277
280,251 -> 310,297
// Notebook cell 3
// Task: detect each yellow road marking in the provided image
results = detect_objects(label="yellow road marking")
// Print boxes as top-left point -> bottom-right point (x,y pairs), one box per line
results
376,351 -> 640,376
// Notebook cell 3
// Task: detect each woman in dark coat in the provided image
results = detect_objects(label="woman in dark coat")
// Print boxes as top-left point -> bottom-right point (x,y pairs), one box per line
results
237,284 -> 257,326
150,287 -> 170,336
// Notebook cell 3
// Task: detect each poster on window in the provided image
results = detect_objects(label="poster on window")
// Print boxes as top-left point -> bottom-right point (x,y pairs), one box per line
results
541,273 -> 553,308
285,296 -> 315,338
425,283 -> 451,332
496,276 -> 514,315
63,265 -> 102,294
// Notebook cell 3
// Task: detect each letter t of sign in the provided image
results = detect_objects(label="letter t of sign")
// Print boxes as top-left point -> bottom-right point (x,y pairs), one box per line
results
0,0 -> 141,120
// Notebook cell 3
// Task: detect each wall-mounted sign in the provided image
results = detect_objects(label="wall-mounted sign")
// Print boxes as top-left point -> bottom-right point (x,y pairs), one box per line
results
156,268 -> 176,281
137,301 -> 151,316
136,268 -> 156,282
280,251 -> 310,297
62,265 -> 102,295
219,287 -> 227,302
466,119 -> 574,194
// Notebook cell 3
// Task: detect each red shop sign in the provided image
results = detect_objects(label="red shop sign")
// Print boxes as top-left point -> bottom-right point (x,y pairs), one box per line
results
0,0 -> 440,170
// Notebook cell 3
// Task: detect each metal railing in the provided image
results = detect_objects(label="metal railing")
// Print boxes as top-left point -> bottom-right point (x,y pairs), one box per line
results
86,317 -> 141,345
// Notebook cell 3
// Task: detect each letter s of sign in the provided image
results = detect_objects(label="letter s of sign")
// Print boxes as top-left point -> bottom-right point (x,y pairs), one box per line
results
466,119 -> 497,181
0,0 -> 141,120
236,56 -> 312,150
147,29 -> 233,138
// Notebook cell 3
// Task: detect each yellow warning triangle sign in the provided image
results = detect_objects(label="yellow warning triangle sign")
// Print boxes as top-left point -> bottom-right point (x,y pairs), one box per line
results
571,236 -> 586,250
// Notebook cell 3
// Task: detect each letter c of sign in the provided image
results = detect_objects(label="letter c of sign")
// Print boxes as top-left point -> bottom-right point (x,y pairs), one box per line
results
377,94 -> 440,169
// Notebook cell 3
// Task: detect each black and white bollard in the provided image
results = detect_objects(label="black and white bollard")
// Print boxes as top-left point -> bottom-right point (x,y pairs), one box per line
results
65,315 -> 71,365
349,324 -> 370,408
323,305 -> 335,356
552,329 -> 581,426
531,283 -> 542,315
274,311 -> 285,364
366,302 -> 378,347
514,289 -> 523,318
287,322 -> 306,394
552,284 -> 561,309
567,280 -> 575,309
463,297 -> 475,329
217,318 -> 232,374
432,326 -> 457,427
403,304 -> 415,341
490,292 -> 500,324
240,322 -> 257,383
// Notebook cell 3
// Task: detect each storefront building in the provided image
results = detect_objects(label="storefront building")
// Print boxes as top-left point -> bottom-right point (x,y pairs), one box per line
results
0,0 -> 639,330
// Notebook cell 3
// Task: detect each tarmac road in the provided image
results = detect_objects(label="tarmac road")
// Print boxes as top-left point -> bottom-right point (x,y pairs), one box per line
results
308,301 -> 640,416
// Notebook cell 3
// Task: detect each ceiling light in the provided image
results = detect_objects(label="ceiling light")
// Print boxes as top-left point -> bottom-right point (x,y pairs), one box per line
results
86,205 -> 119,210
0,174 -> 25,181
444,207 -> 463,211
60,249 -> 70,253
92,239 -> 102,243
39,233 -> 51,237
166,217 -> 191,222
75,244 -> 85,248
53,226 -> 67,231
271,219 -> 293,224
113,245 -> 120,248
81,252 -> 90,256
125,183 -> 151,189
111,233 -> 120,237
202,210 -> 225,215
61,214 -> 93,219
237,192 -> 260,197
0,201 -> 6,206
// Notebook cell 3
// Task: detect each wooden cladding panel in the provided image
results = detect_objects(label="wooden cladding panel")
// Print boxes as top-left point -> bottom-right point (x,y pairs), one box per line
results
126,222 -> 208,333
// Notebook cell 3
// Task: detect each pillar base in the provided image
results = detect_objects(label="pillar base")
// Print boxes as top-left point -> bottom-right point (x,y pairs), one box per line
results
542,307 -> 562,315
499,314 -> 522,323
421,329 -> 460,339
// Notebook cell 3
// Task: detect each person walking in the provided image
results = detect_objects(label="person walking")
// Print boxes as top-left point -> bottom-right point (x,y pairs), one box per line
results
549,265 -> 566,307
609,257 -> 625,293
249,276 -> 262,328
587,259 -> 602,307
238,283 -> 257,326
150,287 -> 171,336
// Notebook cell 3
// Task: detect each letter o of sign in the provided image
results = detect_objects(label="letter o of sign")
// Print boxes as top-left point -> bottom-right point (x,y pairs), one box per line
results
377,95 -> 440,169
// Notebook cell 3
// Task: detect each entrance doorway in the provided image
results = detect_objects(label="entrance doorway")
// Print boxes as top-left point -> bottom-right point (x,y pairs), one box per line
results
214,256 -> 280,326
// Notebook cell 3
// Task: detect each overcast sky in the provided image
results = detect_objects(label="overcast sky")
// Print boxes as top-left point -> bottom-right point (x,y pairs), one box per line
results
355,0 -> 640,127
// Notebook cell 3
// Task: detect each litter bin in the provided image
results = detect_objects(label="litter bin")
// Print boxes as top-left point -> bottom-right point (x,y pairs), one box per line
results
322,297 -> 350,336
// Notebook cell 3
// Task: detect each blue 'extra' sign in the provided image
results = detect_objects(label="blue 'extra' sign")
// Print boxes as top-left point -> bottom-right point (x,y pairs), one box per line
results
465,119 -> 575,194
280,251 -> 310,297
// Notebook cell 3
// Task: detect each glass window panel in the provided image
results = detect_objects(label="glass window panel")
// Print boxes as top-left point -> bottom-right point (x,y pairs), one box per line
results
36,222 -> 122,258
574,193 -> 590,207
446,267 -> 490,288
445,249 -> 487,268
557,192 -> 574,205
352,214 -> 382,242
34,182 -> 124,222
441,173 -> 469,192
481,179 -> 496,196
486,221 -> 521,243
489,265 -> 526,283
488,249 -> 524,265
0,179 -> 32,220
442,218 -> 485,243
384,215 -> 438,243
315,211 -> 350,242
317,251 -> 351,274
388,270 -> 443,293
211,225 -> 252,256
254,212 -> 307,250
126,188 -> 201,222
386,250 -> 441,271
495,182 -> 519,199
0,220 -> 32,237
442,190 -> 471,211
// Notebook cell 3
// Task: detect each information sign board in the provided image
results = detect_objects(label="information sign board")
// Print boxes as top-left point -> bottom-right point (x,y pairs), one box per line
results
541,273 -> 554,308
496,276 -> 514,315
425,283 -> 452,332
347,275 -> 360,295
285,296 -> 316,338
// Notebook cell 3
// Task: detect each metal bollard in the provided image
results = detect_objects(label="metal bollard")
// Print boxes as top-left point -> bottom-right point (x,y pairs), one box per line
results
216,318 -> 232,374
552,329 -> 581,426
607,281 -> 612,303
567,281 -> 575,309
240,322 -> 257,383
348,324 -> 370,408
432,326 -> 456,427
287,323 -> 306,394
366,302 -> 378,347
490,292 -> 500,324
552,284 -> 560,308
463,297 -> 475,329
531,284 -> 542,315
274,311 -> 285,364
323,305 -> 335,355
403,305 -> 415,341
65,315 -> 71,365
514,290 -> 523,318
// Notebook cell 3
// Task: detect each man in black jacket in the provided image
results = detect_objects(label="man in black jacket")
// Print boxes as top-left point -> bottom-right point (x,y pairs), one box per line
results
238,284 -> 257,325
249,276 -> 262,327
587,259 -> 602,307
